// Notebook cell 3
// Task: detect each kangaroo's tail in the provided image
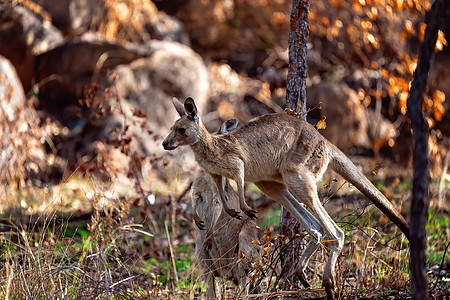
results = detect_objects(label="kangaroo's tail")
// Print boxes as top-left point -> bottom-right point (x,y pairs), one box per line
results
328,143 -> 410,240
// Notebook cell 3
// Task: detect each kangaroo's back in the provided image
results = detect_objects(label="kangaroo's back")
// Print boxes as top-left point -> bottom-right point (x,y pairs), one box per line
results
221,113 -> 328,182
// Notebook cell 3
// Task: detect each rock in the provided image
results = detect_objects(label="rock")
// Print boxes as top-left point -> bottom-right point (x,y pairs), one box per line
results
36,36 -> 205,118
145,13 -> 190,45
307,82 -> 396,154
105,40 -> 209,132
0,3 -> 64,91
77,40 -> 209,163
35,35 -> 144,113
33,0 -> 103,35
0,56 -> 45,183
51,39 -> 208,176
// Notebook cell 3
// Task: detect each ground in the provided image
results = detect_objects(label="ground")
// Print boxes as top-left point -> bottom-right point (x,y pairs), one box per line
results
1,155 -> 448,299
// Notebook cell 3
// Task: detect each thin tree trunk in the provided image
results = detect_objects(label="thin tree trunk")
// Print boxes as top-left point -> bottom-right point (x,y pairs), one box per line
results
285,0 -> 309,119
406,1 -> 449,299
280,0 -> 310,290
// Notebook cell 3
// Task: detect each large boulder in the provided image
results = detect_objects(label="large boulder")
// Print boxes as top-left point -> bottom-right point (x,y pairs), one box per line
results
0,3 -> 63,91
79,40 -> 209,160
35,35 -> 143,113
33,0 -> 103,35
48,39 -> 208,173
0,56 -> 45,185
36,36 -> 208,123
105,40 -> 209,132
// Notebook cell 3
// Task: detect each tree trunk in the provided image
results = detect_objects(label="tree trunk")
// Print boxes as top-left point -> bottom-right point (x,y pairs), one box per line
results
280,0 -> 310,290
406,1 -> 449,299
285,0 -> 309,119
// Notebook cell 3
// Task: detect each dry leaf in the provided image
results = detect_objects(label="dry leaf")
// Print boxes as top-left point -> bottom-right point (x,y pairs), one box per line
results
316,116 -> 327,130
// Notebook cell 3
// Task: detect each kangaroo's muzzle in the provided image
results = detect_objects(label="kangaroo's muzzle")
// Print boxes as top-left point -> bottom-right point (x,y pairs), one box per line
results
162,139 -> 176,150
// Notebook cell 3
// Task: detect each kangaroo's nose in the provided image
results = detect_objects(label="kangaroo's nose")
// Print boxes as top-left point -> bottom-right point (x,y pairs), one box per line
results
162,139 -> 175,150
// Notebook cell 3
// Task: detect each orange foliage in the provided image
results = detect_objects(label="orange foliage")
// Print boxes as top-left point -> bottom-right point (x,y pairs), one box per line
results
96,0 -> 158,42
316,117 -> 327,130
430,90 -> 446,122
436,30 -> 448,51
308,0 -> 449,126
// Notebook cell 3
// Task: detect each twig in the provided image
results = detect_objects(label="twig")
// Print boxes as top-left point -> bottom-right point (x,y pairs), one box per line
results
109,275 -> 138,288
36,255 -> 47,299
5,262 -> 13,300
18,264 -> 32,299
322,180 -> 347,205
50,263 -> 95,281
165,220 -> 179,286
369,251 -> 394,270
337,221 -> 407,251
430,240 -> 450,292
121,223 -> 154,237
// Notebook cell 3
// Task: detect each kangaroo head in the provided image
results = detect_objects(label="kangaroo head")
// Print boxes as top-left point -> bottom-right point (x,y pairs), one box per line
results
162,97 -> 202,150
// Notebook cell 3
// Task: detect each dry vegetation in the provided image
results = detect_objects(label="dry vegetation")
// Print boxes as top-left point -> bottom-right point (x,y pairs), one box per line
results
0,171 -> 449,298
1,0 -> 449,299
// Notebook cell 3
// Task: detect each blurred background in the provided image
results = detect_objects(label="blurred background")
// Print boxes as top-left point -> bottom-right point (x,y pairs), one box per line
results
0,0 -> 449,298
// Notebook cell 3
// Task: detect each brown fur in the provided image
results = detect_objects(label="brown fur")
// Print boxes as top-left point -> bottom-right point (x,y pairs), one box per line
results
163,97 -> 410,300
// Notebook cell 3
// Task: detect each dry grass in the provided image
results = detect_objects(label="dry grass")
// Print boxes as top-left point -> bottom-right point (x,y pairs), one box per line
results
1,173 -> 448,299
0,195 -> 147,299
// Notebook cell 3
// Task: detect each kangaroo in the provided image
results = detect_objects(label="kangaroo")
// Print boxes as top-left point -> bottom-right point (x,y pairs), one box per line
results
163,97 -> 410,300
192,118 -> 262,298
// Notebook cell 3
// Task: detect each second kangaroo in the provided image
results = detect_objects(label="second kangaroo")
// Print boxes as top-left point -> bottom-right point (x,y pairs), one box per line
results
163,97 -> 410,300
192,119 -> 262,298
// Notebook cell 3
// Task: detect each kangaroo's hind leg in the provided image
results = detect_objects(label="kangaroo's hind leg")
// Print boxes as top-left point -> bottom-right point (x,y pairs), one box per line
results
283,171 -> 344,300
254,181 -> 324,288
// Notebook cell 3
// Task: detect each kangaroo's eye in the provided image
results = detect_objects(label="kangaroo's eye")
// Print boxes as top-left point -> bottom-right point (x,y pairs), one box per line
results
177,128 -> 186,134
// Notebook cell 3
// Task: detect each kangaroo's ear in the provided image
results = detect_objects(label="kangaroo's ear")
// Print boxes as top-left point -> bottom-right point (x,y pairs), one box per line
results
172,97 -> 185,117
219,118 -> 238,133
184,97 -> 198,123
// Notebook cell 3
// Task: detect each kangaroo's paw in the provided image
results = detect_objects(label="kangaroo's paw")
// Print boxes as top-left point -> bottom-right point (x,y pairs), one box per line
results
244,209 -> 258,220
203,238 -> 213,252
195,220 -> 206,230
225,208 -> 243,220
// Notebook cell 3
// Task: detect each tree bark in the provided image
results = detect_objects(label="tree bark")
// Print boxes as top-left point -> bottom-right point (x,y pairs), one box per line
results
280,0 -> 310,290
285,0 -> 309,119
406,1 -> 449,299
